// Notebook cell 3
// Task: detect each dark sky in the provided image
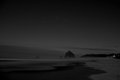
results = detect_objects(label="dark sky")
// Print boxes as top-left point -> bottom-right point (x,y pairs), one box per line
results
0,1 -> 120,51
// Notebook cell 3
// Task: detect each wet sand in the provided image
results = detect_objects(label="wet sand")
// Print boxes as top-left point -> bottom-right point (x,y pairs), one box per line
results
0,60 -> 106,80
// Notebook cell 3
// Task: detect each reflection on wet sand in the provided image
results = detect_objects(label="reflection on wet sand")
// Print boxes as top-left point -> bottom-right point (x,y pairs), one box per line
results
0,60 -> 106,80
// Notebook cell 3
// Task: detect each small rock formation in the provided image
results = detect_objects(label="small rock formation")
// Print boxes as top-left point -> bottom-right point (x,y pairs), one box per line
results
64,50 -> 75,58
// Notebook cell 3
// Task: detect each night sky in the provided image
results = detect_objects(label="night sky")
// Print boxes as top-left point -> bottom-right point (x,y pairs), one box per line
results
0,1 -> 120,57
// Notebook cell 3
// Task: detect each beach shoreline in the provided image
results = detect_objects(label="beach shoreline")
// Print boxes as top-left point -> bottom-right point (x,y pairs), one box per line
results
0,58 -> 108,80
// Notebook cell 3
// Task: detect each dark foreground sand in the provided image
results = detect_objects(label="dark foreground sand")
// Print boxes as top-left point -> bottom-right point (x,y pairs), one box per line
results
0,60 -> 106,80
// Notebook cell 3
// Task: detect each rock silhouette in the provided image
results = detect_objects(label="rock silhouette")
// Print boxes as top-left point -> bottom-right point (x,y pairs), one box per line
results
81,53 -> 120,59
64,50 -> 75,58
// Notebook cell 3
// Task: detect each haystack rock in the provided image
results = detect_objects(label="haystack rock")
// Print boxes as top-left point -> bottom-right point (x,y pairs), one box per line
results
64,50 -> 75,58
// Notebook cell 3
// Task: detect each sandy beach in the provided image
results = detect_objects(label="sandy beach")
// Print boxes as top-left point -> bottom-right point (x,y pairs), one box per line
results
0,58 -> 119,80
85,58 -> 120,80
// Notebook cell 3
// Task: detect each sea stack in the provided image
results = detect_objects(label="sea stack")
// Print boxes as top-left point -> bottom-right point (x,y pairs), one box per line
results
64,50 -> 75,58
